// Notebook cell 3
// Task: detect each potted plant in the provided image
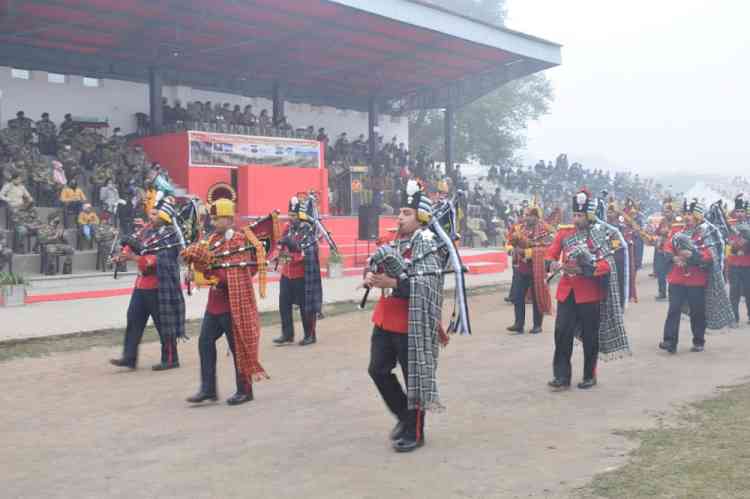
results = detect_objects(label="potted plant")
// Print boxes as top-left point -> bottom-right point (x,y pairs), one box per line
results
0,272 -> 27,307
326,251 -> 344,279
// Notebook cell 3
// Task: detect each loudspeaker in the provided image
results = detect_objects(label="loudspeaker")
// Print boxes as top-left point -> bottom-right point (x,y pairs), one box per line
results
358,205 -> 379,241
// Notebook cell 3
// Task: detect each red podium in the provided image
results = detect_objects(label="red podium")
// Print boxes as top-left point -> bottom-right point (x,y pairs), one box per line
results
135,131 -> 328,216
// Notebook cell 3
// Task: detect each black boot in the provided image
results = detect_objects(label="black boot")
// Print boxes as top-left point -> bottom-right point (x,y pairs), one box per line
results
273,335 -> 294,346
227,383 -> 254,406
506,324 -> 524,334
547,378 -> 571,390
187,391 -> 218,403
529,326 -> 542,334
109,358 -> 136,369
577,378 -> 597,389
62,261 -> 72,275
299,336 -> 316,346
152,361 -> 180,371
390,420 -> 406,441
393,411 -> 425,453
658,341 -> 676,354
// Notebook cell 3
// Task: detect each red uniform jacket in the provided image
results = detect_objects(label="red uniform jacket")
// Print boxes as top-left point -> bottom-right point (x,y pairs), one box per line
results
372,245 -> 411,334
205,268 -> 230,315
727,219 -> 750,267
123,245 -> 157,290
664,225 -> 713,287
545,226 -> 611,304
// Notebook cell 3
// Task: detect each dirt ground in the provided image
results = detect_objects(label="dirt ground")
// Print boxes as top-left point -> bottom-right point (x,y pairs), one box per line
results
2,278 -> 750,499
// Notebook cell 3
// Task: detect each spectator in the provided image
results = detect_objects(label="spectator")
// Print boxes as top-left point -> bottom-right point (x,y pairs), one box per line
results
51,160 -> 67,188
78,203 -> 100,243
59,179 -> 86,227
0,173 -> 34,212
99,178 -> 121,223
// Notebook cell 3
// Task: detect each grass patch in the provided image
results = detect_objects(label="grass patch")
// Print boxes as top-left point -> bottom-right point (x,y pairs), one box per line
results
579,383 -> 750,499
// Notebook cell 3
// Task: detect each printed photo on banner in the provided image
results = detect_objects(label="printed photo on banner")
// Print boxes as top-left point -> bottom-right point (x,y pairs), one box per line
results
188,131 -> 321,168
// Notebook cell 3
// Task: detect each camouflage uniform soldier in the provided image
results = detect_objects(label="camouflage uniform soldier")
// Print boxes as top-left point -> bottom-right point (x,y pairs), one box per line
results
58,113 -> 77,144
29,152 -> 57,205
35,112 -> 58,155
58,144 -> 82,180
95,222 -> 119,271
37,213 -> 74,275
8,111 -> 33,142
0,229 -> 12,271
0,127 -> 28,159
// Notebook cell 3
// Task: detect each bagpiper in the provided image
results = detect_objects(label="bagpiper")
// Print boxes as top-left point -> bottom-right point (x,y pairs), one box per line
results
649,197 -> 677,301
545,188 -> 630,390
726,194 -> 750,326
659,199 -> 734,354
184,198 -> 271,406
273,194 -> 323,346
110,198 -> 186,370
505,202 -> 554,334
365,180 -> 450,452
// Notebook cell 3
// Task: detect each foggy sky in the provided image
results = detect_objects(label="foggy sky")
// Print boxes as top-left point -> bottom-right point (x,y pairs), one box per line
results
505,0 -> 750,176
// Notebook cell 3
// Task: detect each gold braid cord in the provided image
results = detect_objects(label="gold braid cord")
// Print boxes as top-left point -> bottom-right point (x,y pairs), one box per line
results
243,226 -> 268,298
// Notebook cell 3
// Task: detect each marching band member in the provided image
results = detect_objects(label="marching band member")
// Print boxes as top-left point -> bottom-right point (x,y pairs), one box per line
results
185,198 -> 269,406
366,180 -> 448,452
110,198 -> 186,371
606,199 -> 639,303
506,202 -> 554,334
650,197 -> 677,301
659,199 -> 733,354
726,194 -> 750,326
545,189 -> 629,390
273,195 -> 323,346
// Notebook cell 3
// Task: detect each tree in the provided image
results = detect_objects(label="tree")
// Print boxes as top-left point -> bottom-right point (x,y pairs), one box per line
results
409,1 -> 554,171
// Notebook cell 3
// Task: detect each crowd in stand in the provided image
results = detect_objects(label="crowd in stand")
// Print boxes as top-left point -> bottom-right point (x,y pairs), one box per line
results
458,154 -> 671,247
0,107 -> 692,275
0,110 -> 168,275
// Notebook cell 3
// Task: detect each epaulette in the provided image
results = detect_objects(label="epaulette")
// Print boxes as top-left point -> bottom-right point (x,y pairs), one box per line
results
557,224 -> 574,230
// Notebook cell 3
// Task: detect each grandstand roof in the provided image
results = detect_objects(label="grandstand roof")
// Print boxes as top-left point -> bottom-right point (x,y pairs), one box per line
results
0,0 -> 561,111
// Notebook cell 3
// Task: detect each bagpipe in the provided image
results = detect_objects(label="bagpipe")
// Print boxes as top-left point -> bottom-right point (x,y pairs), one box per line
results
706,200 -> 750,256
182,211 -> 281,292
358,196 -> 472,336
301,190 -> 338,253
546,238 -> 613,283
110,197 -> 200,279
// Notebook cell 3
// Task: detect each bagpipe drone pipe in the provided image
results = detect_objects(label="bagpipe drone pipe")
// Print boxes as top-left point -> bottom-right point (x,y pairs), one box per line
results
358,196 -> 472,336
182,211 -> 280,286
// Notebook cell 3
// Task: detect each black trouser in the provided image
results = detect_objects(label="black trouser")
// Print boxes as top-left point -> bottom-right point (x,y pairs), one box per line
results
279,276 -> 316,340
553,294 -> 600,382
198,312 -> 244,394
654,250 -> 671,297
368,327 -> 425,439
507,267 -> 518,299
729,266 -> 750,322
122,288 -> 178,365
512,271 -> 542,328
663,284 -> 706,347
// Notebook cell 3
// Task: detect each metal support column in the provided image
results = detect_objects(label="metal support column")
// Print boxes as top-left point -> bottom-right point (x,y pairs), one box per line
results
367,97 -> 383,211
148,67 -> 163,136
444,104 -> 455,181
272,80 -> 285,125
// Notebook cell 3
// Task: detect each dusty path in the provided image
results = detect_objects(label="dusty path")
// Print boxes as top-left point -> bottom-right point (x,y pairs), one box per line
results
2,278 -> 750,499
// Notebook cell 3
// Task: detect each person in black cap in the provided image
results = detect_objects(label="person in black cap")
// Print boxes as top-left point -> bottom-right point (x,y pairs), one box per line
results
726,194 -> 750,325
273,194 -> 322,346
659,199 -> 733,353
366,179 -> 448,452
545,188 -> 629,390
110,198 -> 185,371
